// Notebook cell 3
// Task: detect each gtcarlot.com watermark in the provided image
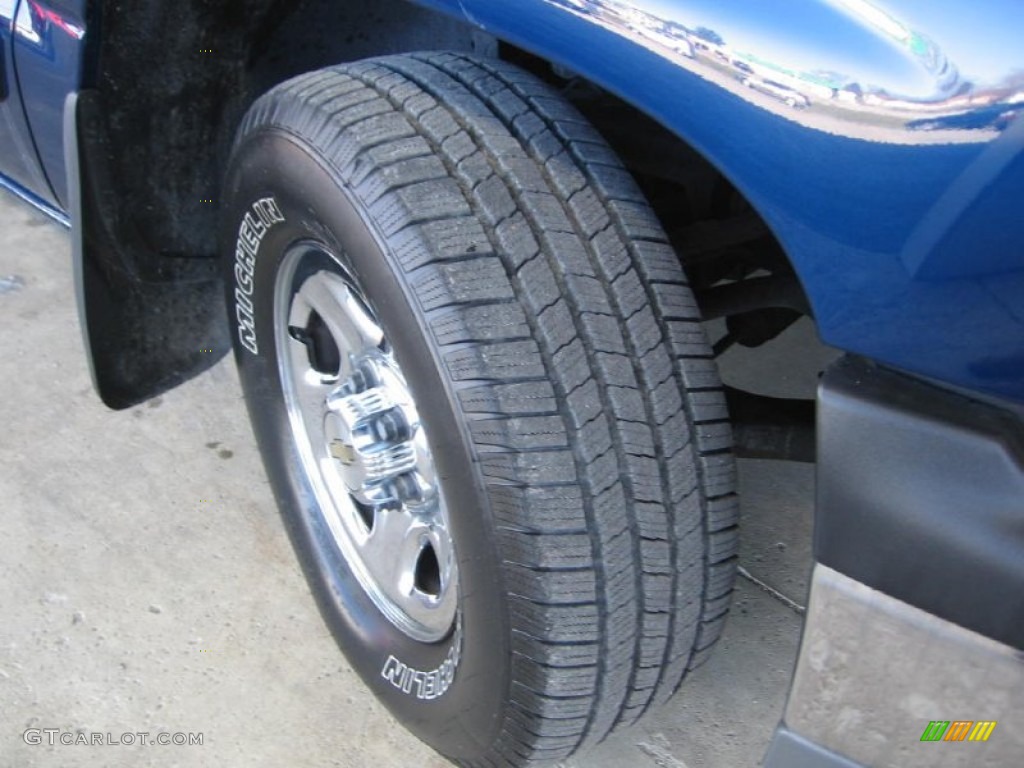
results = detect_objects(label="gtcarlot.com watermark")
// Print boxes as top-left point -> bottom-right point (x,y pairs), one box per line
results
23,729 -> 203,747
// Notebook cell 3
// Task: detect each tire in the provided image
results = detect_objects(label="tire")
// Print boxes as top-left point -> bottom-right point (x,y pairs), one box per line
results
221,52 -> 738,767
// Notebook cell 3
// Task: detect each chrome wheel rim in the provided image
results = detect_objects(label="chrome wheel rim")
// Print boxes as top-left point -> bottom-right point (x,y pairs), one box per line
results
274,243 -> 458,642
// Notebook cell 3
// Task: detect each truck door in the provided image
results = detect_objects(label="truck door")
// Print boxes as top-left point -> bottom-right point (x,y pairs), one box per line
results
0,0 -> 55,203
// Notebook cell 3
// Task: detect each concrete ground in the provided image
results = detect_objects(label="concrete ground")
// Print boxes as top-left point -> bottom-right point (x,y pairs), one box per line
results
0,189 -> 827,768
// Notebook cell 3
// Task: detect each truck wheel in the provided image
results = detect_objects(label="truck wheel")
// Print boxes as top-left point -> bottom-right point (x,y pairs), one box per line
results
221,52 -> 737,766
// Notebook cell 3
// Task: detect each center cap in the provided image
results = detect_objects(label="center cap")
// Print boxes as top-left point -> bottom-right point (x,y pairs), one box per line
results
323,359 -> 420,506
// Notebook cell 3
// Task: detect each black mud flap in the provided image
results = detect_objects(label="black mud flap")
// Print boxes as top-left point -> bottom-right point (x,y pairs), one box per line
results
64,91 -> 229,410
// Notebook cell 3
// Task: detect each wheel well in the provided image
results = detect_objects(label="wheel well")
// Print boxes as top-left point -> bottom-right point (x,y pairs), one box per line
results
89,1 -> 796,301
84,2 -> 820,449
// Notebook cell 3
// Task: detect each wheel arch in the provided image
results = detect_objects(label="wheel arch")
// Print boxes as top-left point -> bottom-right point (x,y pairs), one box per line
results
429,0 -> 1024,403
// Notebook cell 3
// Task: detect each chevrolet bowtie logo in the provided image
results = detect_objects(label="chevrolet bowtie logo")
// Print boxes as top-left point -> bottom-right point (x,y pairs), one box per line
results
330,439 -> 357,465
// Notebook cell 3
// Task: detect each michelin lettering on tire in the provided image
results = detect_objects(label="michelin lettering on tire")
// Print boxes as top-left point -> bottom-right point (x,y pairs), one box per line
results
234,197 -> 285,355
381,616 -> 463,701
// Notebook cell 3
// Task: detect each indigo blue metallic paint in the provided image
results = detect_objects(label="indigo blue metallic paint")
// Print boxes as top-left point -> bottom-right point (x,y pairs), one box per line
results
12,0 -> 86,209
0,0 -> 55,198
418,0 -> 1024,402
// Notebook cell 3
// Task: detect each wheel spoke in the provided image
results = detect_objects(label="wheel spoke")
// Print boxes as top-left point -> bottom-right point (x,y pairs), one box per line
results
283,337 -> 334,447
296,271 -> 383,376
361,506 -> 425,597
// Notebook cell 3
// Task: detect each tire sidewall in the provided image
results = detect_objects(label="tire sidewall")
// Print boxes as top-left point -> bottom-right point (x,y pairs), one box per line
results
221,129 -> 509,757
